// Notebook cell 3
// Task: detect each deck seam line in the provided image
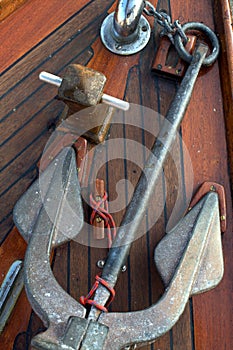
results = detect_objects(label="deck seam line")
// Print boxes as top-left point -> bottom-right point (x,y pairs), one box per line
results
0,125 -> 54,192
0,0 -> 96,77
0,19 -> 101,106
0,43 -> 95,149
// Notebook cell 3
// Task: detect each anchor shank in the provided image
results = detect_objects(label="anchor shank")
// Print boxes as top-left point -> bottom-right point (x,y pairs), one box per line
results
88,43 -> 208,320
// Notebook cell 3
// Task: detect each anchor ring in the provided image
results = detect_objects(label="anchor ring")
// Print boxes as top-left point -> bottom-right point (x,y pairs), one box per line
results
174,22 -> 220,66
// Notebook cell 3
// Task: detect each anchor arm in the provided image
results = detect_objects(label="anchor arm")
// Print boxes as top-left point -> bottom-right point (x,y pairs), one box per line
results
21,188 -> 223,350
23,148 -> 86,345
99,192 -> 224,349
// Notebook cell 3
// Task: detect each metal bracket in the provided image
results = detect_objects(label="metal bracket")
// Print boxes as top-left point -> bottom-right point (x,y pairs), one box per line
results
100,12 -> 151,55
100,0 -> 150,55
152,35 -> 197,78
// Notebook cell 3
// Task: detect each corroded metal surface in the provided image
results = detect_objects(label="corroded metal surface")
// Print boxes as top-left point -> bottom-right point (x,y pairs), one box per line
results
58,64 -> 106,107
62,104 -> 115,144
155,192 -> 224,295
99,192 -> 224,349
19,43 -> 223,350
152,35 -> 197,78
23,148 -> 86,342
55,64 -> 116,143
26,192 -> 223,350
13,138 -> 87,244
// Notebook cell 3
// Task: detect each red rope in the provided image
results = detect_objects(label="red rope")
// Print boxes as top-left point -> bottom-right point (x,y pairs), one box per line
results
90,192 -> 116,249
80,275 -> 116,312
80,191 -> 117,312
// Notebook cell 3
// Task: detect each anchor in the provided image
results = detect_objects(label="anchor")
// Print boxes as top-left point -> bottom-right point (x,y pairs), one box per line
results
7,1 -> 224,350
11,2 -> 225,349
14,148 -> 224,349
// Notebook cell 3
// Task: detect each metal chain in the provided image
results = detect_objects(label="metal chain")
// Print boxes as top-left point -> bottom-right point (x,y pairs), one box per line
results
143,1 -> 188,45
143,1 -> 219,66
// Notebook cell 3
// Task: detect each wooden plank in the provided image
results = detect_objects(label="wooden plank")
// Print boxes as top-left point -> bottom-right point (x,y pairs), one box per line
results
0,25 -> 98,240
0,168 -> 37,242
0,0 -> 110,106
0,126 -> 56,196
0,216 -> 14,243
0,0 -> 89,73
0,102 -> 63,170
170,1 -> 233,349
213,0 -> 233,192
0,0 -> 28,21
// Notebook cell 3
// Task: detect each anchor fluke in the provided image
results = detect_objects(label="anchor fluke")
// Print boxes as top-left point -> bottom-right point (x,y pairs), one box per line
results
155,191 -> 224,295
98,192 -> 224,349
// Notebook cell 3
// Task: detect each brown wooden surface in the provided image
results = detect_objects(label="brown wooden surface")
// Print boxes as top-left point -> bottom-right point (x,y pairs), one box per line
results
214,0 -> 233,194
0,0 -> 233,349
0,0 -> 28,21
0,0 -> 88,73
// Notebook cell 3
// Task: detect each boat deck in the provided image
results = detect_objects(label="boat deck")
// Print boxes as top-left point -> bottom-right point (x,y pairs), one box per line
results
0,1 -> 233,349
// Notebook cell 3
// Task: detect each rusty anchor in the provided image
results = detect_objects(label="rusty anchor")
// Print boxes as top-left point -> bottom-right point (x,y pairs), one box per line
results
13,152 -> 224,350
12,34 -> 224,349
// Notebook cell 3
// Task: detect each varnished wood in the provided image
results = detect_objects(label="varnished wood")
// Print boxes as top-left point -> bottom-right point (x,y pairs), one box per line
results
0,0 -> 28,21
214,0 -> 233,194
0,0 -> 89,73
0,1 -> 232,349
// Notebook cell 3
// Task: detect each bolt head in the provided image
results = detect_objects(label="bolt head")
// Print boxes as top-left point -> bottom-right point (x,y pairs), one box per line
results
96,216 -> 102,223
121,265 -> 127,273
97,260 -> 105,268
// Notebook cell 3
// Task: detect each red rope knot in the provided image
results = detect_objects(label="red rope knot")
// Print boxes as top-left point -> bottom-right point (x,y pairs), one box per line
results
82,180 -> 117,312
90,186 -> 116,249
80,275 -> 115,312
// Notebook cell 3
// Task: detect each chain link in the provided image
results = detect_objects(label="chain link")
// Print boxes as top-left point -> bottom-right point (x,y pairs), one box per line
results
143,1 -> 188,45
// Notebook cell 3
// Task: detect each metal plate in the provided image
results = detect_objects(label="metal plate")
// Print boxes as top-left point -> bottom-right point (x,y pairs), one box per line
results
100,13 -> 151,55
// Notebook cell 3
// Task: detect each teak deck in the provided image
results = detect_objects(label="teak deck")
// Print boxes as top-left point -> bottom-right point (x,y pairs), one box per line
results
0,0 -> 233,349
